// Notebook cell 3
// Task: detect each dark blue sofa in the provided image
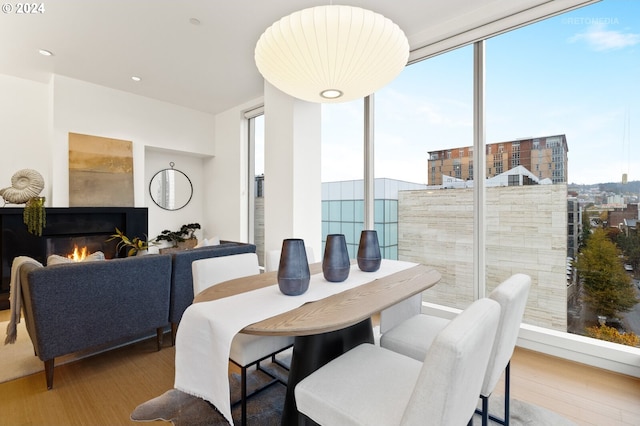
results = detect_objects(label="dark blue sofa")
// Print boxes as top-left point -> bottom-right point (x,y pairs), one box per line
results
20,254 -> 172,389
18,241 -> 256,389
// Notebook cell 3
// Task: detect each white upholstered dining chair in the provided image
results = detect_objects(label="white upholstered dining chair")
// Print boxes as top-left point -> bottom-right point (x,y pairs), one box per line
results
191,253 -> 294,426
295,297 -> 501,426
379,293 -> 423,335
380,273 -> 531,426
264,249 -> 280,273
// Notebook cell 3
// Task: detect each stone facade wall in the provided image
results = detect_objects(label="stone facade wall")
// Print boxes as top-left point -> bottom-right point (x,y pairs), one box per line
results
398,184 -> 568,331
254,197 -> 265,267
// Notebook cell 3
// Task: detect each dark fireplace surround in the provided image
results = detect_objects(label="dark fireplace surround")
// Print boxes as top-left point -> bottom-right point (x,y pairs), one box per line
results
0,207 -> 148,309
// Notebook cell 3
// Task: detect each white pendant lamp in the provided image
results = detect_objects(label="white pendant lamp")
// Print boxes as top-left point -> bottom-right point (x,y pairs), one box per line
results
255,5 -> 409,103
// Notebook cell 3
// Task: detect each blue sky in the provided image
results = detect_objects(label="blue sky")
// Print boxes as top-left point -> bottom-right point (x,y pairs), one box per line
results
321,0 -> 640,186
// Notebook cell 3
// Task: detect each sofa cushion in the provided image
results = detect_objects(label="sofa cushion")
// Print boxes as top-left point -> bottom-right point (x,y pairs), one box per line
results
47,251 -> 106,265
194,236 -> 221,248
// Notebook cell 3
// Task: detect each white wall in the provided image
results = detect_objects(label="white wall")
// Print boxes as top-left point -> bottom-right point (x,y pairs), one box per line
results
264,83 -> 322,258
50,75 -> 215,208
204,90 -> 324,252
144,148 -> 205,243
0,73 -> 218,241
1,72 -> 323,250
204,98 -> 264,242
0,75 -> 52,202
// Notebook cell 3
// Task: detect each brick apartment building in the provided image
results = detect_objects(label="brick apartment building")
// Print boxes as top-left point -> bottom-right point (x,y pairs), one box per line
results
427,134 -> 568,185
608,203 -> 639,230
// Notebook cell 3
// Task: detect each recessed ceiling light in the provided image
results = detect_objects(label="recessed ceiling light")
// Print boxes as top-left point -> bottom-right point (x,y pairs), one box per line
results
131,76 -> 141,82
189,18 -> 200,25
320,89 -> 343,99
38,49 -> 53,56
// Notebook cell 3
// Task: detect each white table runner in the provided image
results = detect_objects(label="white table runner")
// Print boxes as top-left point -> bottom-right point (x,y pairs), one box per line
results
174,259 -> 417,425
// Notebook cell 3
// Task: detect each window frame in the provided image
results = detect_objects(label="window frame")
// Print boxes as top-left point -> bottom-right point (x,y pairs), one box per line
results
360,37 -> 639,378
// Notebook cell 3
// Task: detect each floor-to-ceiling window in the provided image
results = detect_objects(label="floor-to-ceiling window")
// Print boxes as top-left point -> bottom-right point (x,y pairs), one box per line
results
485,0 -> 640,339
321,0 -> 640,365
375,46 -> 476,307
247,111 -> 265,266
321,99 -> 365,258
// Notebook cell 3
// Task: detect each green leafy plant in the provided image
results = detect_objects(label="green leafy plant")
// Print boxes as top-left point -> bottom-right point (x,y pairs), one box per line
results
106,228 -> 149,257
23,196 -> 46,236
153,223 -> 200,247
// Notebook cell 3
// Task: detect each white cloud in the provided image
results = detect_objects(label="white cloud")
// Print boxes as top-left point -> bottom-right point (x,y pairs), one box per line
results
570,23 -> 640,51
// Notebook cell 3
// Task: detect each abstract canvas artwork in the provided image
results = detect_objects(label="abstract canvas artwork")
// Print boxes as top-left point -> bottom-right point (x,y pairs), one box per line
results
68,133 -> 134,207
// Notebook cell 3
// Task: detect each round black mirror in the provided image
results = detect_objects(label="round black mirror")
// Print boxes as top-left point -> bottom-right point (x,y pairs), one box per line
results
149,163 -> 193,210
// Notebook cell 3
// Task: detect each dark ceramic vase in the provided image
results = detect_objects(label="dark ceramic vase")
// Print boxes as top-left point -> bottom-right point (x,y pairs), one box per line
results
357,230 -> 381,272
322,234 -> 350,282
277,238 -> 310,296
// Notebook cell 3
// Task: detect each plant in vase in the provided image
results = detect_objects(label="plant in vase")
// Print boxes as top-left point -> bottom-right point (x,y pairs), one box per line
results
153,223 -> 201,250
107,228 -> 150,257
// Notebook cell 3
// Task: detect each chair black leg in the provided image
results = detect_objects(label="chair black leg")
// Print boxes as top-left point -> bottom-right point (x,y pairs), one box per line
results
231,347 -> 294,425
481,395 -> 489,426
504,361 -> 510,426
486,361 -> 511,425
476,361 -> 512,426
272,352 -> 292,372
241,366 -> 247,426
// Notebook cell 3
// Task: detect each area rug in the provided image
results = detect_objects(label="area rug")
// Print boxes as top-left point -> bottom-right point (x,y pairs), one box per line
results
0,320 -> 158,384
132,359 -> 575,426
131,361 -> 288,426
0,321 -> 43,383
472,397 -> 577,426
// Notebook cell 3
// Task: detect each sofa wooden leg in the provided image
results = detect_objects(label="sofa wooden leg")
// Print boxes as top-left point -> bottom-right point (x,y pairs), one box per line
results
171,323 -> 177,346
156,327 -> 163,351
44,359 -> 54,390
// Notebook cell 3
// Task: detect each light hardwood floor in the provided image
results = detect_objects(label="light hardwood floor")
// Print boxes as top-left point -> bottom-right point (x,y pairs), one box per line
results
0,314 -> 638,425
508,348 -> 639,425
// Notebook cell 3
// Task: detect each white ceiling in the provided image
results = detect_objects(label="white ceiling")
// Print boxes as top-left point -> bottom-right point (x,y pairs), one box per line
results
0,0 -> 565,115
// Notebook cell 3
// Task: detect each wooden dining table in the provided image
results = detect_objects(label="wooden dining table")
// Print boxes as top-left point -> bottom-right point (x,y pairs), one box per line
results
193,261 -> 441,425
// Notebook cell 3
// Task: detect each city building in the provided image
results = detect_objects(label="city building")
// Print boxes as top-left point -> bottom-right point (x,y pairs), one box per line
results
399,184 -> 568,331
567,197 -> 581,259
437,164 -> 549,189
608,203 -> 639,230
428,134 -> 568,186
321,178 -> 427,259
318,173 -> 568,331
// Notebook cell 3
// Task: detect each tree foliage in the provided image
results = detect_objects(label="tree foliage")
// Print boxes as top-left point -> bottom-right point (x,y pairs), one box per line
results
617,228 -> 640,274
580,212 -> 592,249
585,325 -> 639,347
599,210 -> 609,223
604,227 -> 621,243
575,228 -> 638,318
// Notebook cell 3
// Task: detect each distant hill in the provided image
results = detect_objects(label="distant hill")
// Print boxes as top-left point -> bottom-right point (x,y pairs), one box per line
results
569,181 -> 640,194
599,181 -> 640,194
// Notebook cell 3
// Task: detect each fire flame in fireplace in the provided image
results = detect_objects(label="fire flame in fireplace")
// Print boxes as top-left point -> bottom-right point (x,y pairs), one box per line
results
67,245 -> 89,261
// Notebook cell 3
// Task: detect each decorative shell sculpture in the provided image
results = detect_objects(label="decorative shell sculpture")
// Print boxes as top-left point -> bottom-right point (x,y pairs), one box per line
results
0,169 -> 45,204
